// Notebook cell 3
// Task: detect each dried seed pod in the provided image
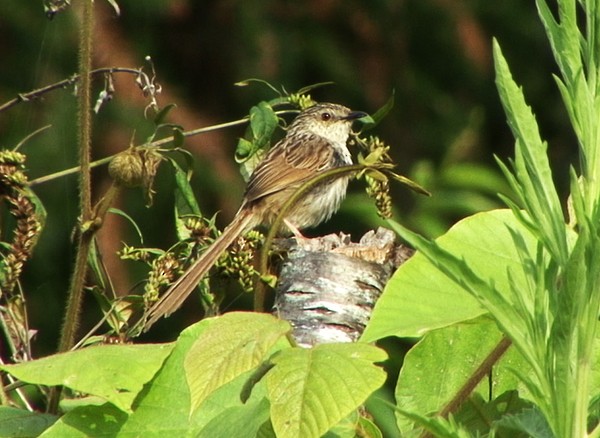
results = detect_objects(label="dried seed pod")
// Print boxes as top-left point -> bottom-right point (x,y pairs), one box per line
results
109,149 -> 145,188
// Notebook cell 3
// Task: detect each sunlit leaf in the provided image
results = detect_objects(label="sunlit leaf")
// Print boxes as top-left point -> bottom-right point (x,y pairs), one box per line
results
0,344 -> 173,413
185,312 -> 290,415
119,318 -> 273,435
362,210 -> 540,341
38,403 -> 125,438
266,343 -> 387,438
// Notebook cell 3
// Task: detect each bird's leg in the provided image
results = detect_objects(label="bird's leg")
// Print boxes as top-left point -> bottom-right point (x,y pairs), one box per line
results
284,219 -> 309,243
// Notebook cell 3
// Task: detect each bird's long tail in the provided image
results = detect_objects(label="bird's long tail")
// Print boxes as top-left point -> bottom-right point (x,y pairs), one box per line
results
143,210 -> 256,331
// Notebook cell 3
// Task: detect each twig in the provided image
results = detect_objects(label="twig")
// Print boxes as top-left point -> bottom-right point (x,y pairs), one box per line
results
419,336 -> 512,438
27,111 -> 298,187
0,67 -> 147,114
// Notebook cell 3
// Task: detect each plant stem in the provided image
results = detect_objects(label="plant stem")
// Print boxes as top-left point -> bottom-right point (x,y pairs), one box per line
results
27,112 -> 299,187
58,0 -> 94,354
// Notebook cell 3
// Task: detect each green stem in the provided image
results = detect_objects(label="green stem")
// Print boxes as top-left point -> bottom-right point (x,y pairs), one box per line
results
27,111 -> 297,187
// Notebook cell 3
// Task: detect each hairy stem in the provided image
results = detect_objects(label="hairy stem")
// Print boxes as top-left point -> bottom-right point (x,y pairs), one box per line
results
58,0 -> 94,355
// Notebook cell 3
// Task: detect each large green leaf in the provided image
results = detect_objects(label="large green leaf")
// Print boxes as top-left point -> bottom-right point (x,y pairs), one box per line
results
0,344 -> 173,413
363,209 -> 541,341
184,312 -> 291,415
265,343 -> 387,438
0,406 -> 57,438
196,397 -> 270,438
395,319 -> 531,435
39,403 -> 126,438
118,317 -> 272,437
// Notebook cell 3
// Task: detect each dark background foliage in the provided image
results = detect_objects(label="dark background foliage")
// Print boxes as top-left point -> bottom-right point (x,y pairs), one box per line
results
0,1 -> 573,356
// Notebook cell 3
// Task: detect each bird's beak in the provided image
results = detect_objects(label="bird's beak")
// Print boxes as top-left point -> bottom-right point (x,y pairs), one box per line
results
344,111 -> 368,121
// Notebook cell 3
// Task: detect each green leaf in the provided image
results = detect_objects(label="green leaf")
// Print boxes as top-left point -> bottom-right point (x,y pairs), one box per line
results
361,209 -> 537,342
118,320 -> 268,436
108,208 -> 144,244
395,409 -> 473,438
493,40 -> 568,264
0,344 -> 173,413
172,125 -> 185,149
185,312 -> 291,414
323,410 -> 360,438
356,415 -> 383,438
87,238 -> 109,290
0,406 -> 57,438
394,319 -> 530,434
454,391 -> 535,437
38,403 -> 126,438
535,0 -> 582,84
154,103 -> 177,126
361,91 -> 394,131
196,397 -> 270,438
249,101 -> 278,150
169,157 -> 201,240
235,137 -> 255,162
296,82 -> 335,96
494,406 -> 555,438
265,343 -> 387,438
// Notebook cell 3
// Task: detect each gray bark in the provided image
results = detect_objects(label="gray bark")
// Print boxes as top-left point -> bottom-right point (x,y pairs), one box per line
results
274,227 -> 412,347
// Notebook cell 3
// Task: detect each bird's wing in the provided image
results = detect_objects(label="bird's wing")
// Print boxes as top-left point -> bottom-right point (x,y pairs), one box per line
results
243,132 -> 334,203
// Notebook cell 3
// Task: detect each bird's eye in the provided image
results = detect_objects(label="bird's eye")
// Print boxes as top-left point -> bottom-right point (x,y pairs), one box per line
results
321,112 -> 332,121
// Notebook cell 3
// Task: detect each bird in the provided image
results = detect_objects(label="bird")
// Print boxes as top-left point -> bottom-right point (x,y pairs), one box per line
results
143,102 -> 367,331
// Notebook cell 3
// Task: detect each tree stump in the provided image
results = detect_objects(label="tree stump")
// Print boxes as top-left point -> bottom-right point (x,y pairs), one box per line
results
274,227 -> 413,347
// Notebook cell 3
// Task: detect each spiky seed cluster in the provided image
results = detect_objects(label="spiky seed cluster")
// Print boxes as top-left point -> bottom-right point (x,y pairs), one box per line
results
365,174 -> 393,219
216,230 -> 263,293
144,252 -> 181,305
0,151 -> 42,295
359,136 -> 393,219
184,217 -> 216,245
0,152 -> 28,194
118,245 -> 152,262
288,94 -> 316,111
2,195 -> 42,293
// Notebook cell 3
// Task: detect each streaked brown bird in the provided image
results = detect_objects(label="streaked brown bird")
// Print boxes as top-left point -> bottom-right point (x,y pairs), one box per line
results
143,103 -> 366,331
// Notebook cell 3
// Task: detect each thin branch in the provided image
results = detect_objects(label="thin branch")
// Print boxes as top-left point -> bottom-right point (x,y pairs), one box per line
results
419,336 -> 513,438
27,111 -> 298,187
0,67 -> 146,114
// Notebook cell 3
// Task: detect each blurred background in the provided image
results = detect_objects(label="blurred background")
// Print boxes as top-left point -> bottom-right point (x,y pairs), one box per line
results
0,1 -> 575,360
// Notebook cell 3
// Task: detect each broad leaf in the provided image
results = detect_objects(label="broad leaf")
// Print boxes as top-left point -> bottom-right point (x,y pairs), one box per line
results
0,406 -> 57,438
266,343 -> 387,438
196,397 -> 270,438
363,210 -> 542,341
119,317 -> 276,437
185,312 -> 290,414
39,403 -> 126,438
0,344 -> 173,413
395,319 -> 531,435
